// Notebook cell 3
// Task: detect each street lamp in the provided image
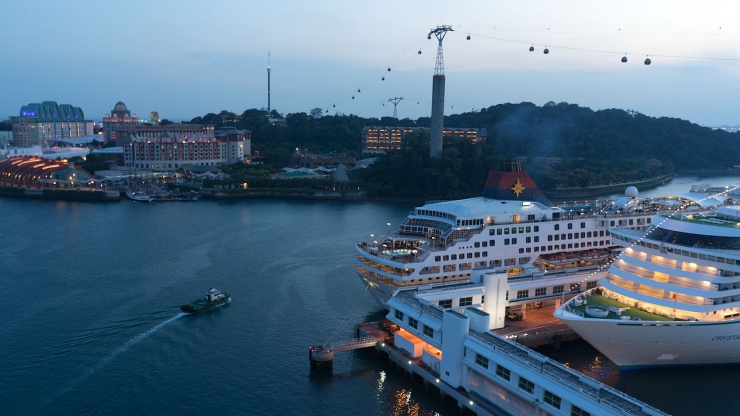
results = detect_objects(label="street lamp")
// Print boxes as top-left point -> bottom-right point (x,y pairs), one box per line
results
386,222 -> 391,233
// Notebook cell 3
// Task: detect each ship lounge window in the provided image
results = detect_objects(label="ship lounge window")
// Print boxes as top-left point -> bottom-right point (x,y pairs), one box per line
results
439,299 -> 452,308
570,283 -> 581,292
423,325 -> 434,338
460,297 -> 472,306
535,287 -> 546,296
394,309 -> 404,321
475,353 -> 489,369
544,390 -> 561,410
571,405 -> 591,416
496,364 -> 511,381
517,290 -> 529,299
587,281 -> 597,289
518,377 -> 535,394
553,285 -> 564,294
408,317 -> 418,329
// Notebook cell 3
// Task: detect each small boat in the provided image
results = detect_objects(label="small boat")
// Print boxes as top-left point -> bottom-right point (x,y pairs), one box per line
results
125,189 -> 154,202
180,288 -> 231,314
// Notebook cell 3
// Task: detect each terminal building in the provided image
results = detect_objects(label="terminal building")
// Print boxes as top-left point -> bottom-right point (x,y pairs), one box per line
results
10,101 -> 94,148
361,126 -> 486,153
384,269 -> 667,416
122,126 -> 251,172
111,124 -> 215,146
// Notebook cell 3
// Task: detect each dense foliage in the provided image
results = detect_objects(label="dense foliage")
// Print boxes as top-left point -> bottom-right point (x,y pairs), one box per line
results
180,102 -> 739,198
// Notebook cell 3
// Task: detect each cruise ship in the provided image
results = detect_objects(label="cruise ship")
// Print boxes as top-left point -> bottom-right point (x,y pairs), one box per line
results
555,201 -> 740,368
355,161 -> 658,309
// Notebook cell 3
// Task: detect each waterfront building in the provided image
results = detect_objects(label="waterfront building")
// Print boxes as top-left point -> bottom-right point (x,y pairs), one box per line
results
385,269 -> 667,416
11,101 -> 93,148
102,102 -> 139,144
361,126 -> 486,153
0,156 -> 93,189
122,126 -> 251,172
111,124 -> 215,146
0,131 -> 12,148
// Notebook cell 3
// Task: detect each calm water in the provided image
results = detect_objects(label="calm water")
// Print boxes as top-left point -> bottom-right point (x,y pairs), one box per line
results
2,174 -> 740,416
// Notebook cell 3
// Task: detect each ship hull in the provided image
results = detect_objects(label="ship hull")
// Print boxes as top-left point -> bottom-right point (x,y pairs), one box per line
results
181,296 -> 231,314
557,312 -> 740,368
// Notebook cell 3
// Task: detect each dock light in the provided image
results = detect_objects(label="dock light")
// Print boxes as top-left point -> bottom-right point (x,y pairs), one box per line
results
381,343 -> 385,347
408,360 -> 412,365
436,379 -> 440,383
470,401 -> 474,406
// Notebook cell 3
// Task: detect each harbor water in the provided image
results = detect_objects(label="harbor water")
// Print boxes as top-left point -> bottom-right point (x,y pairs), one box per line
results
2,174 -> 739,415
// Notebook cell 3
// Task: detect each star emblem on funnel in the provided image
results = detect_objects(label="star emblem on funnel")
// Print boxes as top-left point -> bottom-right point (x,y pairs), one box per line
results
510,179 -> 526,198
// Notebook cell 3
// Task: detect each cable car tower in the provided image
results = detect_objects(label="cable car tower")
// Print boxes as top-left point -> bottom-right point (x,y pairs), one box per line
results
428,25 -> 453,158
387,97 -> 404,119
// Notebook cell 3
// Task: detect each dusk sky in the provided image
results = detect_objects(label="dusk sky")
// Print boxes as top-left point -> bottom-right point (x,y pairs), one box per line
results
3,1 -> 740,126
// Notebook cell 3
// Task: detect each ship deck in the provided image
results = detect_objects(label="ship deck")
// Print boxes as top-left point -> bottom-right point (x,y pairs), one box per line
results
567,293 -> 674,321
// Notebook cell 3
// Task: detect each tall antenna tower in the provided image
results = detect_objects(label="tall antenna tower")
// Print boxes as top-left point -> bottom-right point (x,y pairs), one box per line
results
267,51 -> 271,114
387,97 -> 404,119
428,25 -> 453,158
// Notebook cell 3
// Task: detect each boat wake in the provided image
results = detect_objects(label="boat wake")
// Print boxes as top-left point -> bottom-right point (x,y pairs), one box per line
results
39,312 -> 186,408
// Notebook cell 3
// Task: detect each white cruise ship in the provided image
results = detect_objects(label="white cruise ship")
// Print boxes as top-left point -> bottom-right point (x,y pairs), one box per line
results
355,162 -> 657,309
555,203 -> 740,368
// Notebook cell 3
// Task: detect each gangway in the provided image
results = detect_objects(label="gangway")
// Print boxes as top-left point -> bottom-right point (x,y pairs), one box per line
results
328,336 -> 377,352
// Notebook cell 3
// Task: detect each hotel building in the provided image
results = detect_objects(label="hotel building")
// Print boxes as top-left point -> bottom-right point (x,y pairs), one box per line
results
361,126 -> 487,153
102,102 -> 139,144
11,101 -> 94,148
122,126 -> 251,171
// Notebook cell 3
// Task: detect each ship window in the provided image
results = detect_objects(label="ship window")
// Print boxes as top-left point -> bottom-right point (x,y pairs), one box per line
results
518,377 -> 534,394
394,309 -> 404,320
568,233 -> 572,239
474,252 -> 480,258
534,236 -> 539,242
553,285 -> 564,294
423,325 -> 434,338
517,290 -> 529,299
435,256 -> 441,261
490,240 -> 495,246
467,253 -> 473,259
534,226 -> 539,232
512,238 -> 517,244
544,391 -> 561,410
474,242 -> 480,248
505,238 -> 510,245
535,287 -> 546,296
451,254 -> 457,260
443,255 -> 449,261
519,248 -> 524,254
587,281 -> 597,289
482,251 -> 487,257
439,299 -> 452,308
408,317 -> 418,329
554,224 -> 560,230
587,232 -> 592,238
482,241 -> 487,247
610,220 -> 615,226
526,237 -> 531,243
581,222 -> 586,228
548,235 -> 553,241
581,232 -> 585,238
460,297 -> 473,306
570,283 -> 581,292
512,227 -> 517,234
518,226 -> 524,233
504,228 -> 510,235
496,364 -> 511,381
475,353 -> 489,369
526,226 -> 531,232
571,405 -> 591,416
497,229 -> 502,235
568,223 -> 573,229
534,247 -> 539,252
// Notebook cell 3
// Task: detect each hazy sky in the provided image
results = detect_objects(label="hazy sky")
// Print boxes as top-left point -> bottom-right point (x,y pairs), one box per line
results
3,1 -> 740,126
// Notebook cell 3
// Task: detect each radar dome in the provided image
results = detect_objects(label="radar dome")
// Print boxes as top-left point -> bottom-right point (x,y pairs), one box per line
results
625,186 -> 638,198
